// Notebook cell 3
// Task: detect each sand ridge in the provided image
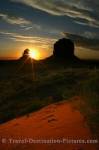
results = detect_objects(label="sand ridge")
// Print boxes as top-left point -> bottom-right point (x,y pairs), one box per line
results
0,98 -> 98,150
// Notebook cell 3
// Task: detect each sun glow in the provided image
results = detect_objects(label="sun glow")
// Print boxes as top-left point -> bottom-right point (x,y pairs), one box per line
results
29,49 -> 40,60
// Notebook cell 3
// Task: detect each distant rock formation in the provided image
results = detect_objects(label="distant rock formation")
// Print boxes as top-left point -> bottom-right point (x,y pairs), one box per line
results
19,49 -> 32,65
53,38 -> 76,60
19,48 -> 31,62
21,49 -> 30,59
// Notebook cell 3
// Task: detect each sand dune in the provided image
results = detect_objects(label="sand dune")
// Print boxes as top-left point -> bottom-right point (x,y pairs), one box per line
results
0,97 -> 98,150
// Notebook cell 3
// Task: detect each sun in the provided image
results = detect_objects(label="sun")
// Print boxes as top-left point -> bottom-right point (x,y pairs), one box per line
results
29,49 -> 40,60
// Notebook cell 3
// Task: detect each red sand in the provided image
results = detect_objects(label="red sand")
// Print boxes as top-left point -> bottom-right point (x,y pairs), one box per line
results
0,98 -> 98,150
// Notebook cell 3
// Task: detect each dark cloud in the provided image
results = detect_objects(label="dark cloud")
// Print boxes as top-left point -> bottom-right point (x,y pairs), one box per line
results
11,0 -> 99,28
64,32 -> 99,51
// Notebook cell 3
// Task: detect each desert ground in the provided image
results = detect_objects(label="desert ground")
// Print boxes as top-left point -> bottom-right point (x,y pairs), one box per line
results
0,97 -> 98,150
0,58 -> 99,150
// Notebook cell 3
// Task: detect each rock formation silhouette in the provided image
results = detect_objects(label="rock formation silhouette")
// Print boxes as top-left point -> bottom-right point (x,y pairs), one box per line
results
22,49 -> 30,59
53,38 -> 76,60
19,48 -> 30,61
19,48 -> 32,65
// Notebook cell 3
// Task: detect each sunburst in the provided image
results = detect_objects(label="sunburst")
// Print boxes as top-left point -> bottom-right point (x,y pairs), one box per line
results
29,49 -> 40,60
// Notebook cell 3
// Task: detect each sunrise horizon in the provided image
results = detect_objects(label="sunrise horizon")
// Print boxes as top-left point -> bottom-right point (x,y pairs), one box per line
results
0,0 -> 99,61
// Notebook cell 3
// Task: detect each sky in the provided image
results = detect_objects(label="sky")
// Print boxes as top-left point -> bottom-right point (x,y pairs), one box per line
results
0,0 -> 99,60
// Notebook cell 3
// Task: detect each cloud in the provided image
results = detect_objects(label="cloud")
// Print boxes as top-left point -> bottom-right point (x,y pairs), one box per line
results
11,0 -> 91,15
0,31 -> 56,49
22,24 -> 41,31
1,29 -> 99,52
0,13 -> 31,25
0,12 -> 42,31
11,0 -> 99,28
63,32 -> 99,51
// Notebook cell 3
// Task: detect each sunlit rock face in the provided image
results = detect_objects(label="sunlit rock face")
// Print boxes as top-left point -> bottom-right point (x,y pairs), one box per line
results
53,38 -> 75,60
